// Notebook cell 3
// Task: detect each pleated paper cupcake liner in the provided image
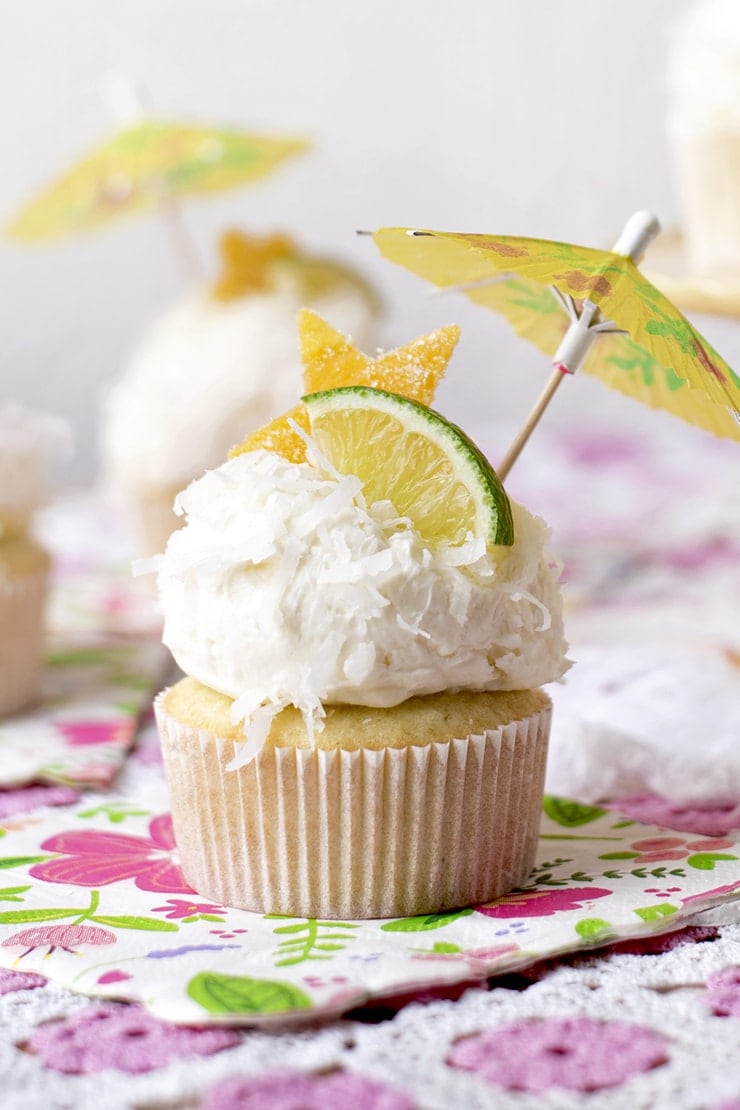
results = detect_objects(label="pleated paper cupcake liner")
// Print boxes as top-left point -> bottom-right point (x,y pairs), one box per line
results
0,569 -> 48,717
156,693 -> 551,919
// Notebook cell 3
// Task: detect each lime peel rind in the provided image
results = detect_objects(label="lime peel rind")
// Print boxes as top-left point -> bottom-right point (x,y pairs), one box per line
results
302,386 -> 514,548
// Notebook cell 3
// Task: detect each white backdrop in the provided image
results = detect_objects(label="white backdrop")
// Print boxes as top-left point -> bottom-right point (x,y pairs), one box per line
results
1,0 -> 734,483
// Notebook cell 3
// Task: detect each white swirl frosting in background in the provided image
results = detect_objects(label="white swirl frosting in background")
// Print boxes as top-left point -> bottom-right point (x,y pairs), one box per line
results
0,402 -> 72,525
102,271 -> 378,495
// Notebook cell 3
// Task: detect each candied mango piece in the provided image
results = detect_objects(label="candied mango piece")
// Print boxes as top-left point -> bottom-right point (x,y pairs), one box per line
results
212,229 -> 295,301
300,309 -> 459,404
228,310 -> 460,463
229,404 -> 309,463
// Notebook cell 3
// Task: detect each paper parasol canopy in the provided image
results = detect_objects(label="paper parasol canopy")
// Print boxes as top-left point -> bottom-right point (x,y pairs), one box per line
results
7,121 -> 309,240
371,213 -> 740,475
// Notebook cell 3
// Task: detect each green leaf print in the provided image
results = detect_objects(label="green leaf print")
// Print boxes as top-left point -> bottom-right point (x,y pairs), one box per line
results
500,278 -> 561,314
0,886 -> 30,902
187,972 -> 312,1015
381,908 -> 474,932
0,856 -> 51,870
633,903 -> 679,923
78,803 -> 151,824
46,646 -> 135,667
575,918 -> 614,942
91,915 -> 178,932
0,908 -> 82,924
542,796 -> 608,827
268,918 -> 359,967
687,853 -> 738,870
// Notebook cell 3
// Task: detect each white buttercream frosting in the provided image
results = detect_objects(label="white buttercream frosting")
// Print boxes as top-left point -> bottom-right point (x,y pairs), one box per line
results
144,449 -> 569,760
0,403 -> 71,526
102,268 -> 378,495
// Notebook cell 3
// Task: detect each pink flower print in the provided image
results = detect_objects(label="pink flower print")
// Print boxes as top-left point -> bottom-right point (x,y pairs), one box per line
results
707,966 -> 740,1018
133,730 -> 164,767
683,882 -> 740,906
613,793 -> 740,837
565,432 -> 644,467
477,887 -> 611,919
2,925 -> 115,959
97,970 -> 132,985
0,785 -> 79,819
627,836 -> 736,863
0,966 -> 46,994
28,1002 -> 239,1074
29,814 -> 194,894
663,536 -> 738,570
447,1017 -> 668,1092
458,944 -> 521,978
58,719 -> 125,747
202,1071 -> 415,1110
152,897 -> 225,921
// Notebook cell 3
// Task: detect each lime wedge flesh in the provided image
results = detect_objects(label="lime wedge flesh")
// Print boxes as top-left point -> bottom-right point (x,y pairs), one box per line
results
302,386 -> 513,548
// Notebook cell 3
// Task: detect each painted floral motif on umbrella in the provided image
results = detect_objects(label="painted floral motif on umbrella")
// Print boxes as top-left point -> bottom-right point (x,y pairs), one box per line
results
372,223 -> 740,443
7,121 -> 308,239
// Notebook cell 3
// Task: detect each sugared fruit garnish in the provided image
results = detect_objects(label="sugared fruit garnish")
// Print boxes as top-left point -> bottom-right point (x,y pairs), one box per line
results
211,229 -> 295,300
303,386 -> 514,548
229,310 -> 460,463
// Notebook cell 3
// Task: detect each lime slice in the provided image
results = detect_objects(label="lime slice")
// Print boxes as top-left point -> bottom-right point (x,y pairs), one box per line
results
302,386 -> 514,548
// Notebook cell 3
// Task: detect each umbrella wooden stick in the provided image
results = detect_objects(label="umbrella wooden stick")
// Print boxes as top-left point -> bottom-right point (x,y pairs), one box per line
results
103,75 -> 205,283
155,190 -> 205,283
497,211 -> 661,481
497,368 -> 568,480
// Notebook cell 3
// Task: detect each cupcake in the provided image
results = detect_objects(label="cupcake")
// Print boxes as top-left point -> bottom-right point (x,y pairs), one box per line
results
103,229 -> 381,555
668,0 -> 740,275
0,403 -> 70,716
147,311 -> 569,918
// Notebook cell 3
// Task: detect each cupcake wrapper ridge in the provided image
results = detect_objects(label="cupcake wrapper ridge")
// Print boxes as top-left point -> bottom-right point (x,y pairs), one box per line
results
0,570 -> 48,717
156,694 -> 551,919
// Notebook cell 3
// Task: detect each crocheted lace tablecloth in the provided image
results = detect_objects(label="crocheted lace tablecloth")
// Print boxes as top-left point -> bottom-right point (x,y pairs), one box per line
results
0,416 -> 737,1108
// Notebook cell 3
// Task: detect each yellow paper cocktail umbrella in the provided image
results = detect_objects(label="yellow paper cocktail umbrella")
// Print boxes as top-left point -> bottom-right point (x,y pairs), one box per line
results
7,120 -> 308,277
370,213 -> 740,477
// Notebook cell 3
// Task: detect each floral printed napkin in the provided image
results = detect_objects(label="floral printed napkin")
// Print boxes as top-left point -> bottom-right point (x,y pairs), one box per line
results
0,638 -> 165,789
0,791 -> 738,1026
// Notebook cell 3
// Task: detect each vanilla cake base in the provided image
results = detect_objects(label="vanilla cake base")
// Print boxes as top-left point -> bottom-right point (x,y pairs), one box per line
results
156,678 -> 552,919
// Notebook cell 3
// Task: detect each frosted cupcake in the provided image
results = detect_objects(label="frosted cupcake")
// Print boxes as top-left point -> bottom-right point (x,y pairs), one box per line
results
148,312 -> 569,918
103,229 -> 380,555
0,403 -> 70,716
669,0 -> 740,275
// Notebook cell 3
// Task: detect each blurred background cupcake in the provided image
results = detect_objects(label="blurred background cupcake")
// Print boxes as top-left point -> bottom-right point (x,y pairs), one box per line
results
0,403 -> 70,716
668,0 -> 740,278
100,227 -> 381,555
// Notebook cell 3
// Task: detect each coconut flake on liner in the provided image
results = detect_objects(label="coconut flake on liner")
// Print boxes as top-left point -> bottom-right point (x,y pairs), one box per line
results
140,449 -> 570,764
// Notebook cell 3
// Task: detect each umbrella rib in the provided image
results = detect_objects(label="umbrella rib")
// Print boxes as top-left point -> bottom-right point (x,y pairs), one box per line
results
550,290 -> 622,334
549,285 -> 579,321
426,274 -> 514,295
